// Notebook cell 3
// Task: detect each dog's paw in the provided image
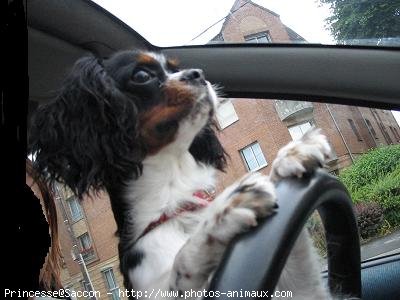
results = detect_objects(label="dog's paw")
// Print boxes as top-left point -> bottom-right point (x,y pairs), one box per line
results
208,172 -> 277,242
230,172 -> 277,218
270,128 -> 332,182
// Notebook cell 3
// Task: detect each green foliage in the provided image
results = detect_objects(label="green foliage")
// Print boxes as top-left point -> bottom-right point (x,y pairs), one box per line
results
339,145 -> 400,228
319,0 -> 400,42
354,201 -> 384,239
339,145 -> 400,193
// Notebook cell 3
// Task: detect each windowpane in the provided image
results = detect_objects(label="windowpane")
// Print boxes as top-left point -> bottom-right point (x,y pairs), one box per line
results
252,143 -> 267,165
300,122 -> 312,133
255,152 -> 267,166
288,121 -> 313,141
216,100 -> 239,129
105,271 -> 115,288
78,233 -> 91,249
246,155 -> 259,171
240,143 -> 267,171
68,197 -> 83,221
365,119 -> 378,138
103,269 -> 120,300
257,36 -> 269,42
348,119 -> 363,141
244,31 -> 271,44
288,125 -> 303,140
251,142 -> 263,155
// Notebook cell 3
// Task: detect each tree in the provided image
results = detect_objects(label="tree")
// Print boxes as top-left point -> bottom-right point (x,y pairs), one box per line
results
320,0 -> 400,44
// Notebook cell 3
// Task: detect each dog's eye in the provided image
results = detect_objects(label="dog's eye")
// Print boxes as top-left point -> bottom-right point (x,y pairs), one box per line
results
132,70 -> 152,83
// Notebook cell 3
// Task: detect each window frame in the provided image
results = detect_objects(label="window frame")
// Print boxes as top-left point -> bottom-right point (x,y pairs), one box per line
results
240,142 -> 268,171
348,119 -> 363,141
77,232 -> 96,262
389,126 -> 400,141
287,120 -> 314,141
365,119 -> 378,139
216,99 -> 239,129
67,196 -> 83,222
102,268 -> 121,300
244,31 -> 272,43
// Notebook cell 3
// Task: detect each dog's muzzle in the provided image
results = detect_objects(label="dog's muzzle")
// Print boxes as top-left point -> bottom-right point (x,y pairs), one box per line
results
179,69 -> 207,86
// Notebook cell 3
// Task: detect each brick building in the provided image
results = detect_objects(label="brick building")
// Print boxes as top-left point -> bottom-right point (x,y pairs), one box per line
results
211,0 -> 400,190
53,1 -> 400,299
54,186 -> 126,300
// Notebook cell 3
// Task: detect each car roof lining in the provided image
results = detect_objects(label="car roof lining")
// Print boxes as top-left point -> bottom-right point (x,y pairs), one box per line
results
162,45 -> 400,109
27,0 -> 400,111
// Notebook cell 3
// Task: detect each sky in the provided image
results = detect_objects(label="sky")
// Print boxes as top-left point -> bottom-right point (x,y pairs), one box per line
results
92,0 -> 399,126
393,111 -> 400,126
92,0 -> 334,46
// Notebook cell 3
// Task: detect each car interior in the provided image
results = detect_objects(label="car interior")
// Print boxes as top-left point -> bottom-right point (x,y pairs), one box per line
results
26,0 -> 399,299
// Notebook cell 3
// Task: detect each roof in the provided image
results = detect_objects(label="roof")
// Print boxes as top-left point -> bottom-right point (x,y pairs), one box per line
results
285,26 -> 306,42
209,0 -> 290,43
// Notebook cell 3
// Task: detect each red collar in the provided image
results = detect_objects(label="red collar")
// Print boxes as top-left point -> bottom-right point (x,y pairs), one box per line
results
136,190 -> 214,242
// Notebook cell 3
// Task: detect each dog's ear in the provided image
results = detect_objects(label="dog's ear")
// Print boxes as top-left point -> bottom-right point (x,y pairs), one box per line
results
189,121 -> 227,171
29,56 -> 144,197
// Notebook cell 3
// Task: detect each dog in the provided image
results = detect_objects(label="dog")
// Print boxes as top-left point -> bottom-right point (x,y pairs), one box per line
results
29,50 -> 334,299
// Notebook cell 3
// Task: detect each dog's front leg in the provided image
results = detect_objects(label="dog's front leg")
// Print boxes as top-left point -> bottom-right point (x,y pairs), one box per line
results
169,172 -> 277,298
269,128 -> 333,300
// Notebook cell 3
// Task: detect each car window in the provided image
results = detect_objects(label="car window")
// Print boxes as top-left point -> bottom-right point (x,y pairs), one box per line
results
92,0 -> 400,47
31,0 -> 400,296
51,99 -> 399,293
214,98 -> 399,270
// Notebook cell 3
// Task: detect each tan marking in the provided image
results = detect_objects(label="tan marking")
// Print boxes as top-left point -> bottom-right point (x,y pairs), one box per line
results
137,53 -> 157,64
163,80 -> 196,106
139,103 -> 192,155
167,58 -> 180,69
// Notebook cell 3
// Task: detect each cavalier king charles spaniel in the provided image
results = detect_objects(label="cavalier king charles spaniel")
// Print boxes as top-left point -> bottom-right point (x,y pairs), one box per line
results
29,50 -> 333,299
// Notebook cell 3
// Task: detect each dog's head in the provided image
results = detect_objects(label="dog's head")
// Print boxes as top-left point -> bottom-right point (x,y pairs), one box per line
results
29,50 -> 226,197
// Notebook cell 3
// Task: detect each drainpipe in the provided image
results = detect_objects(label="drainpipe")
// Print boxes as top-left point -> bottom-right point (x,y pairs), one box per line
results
326,104 -> 355,163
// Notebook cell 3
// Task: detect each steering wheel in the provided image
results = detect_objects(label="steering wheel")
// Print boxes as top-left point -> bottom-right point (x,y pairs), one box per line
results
205,169 -> 361,299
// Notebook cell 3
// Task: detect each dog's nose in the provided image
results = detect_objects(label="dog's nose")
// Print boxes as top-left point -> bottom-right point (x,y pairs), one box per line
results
179,69 -> 206,85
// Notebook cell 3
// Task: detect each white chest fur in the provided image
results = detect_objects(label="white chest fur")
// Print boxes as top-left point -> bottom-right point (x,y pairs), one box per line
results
124,150 -> 216,290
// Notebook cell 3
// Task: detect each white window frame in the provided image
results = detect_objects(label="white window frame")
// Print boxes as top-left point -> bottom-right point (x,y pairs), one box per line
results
287,121 -> 313,141
240,142 -> 268,171
244,31 -> 272,43
67,196 -> 83,222
216,99 -> 239,129
103,268 -> 120,300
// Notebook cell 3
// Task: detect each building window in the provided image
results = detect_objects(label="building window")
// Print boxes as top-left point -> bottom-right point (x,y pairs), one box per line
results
81,280 -> 91,292
240,142 -> 268,171
81,280 -> 92,299
389,126 -> 400,141
216,100 -> 239,129
65,284 -> 74,291
103,268 -> 120,300
380,123 -> 393,144
365,119 -> 378,139
348,119 -> 363,141
244,31 -> 272,43
67,197 -> 83,222
77,233 -> 95,261
287,121 -> 313,141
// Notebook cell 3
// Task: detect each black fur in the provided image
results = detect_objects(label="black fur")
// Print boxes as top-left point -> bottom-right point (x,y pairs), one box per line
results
28,50 -> 227,293
29,55 -> 144,198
